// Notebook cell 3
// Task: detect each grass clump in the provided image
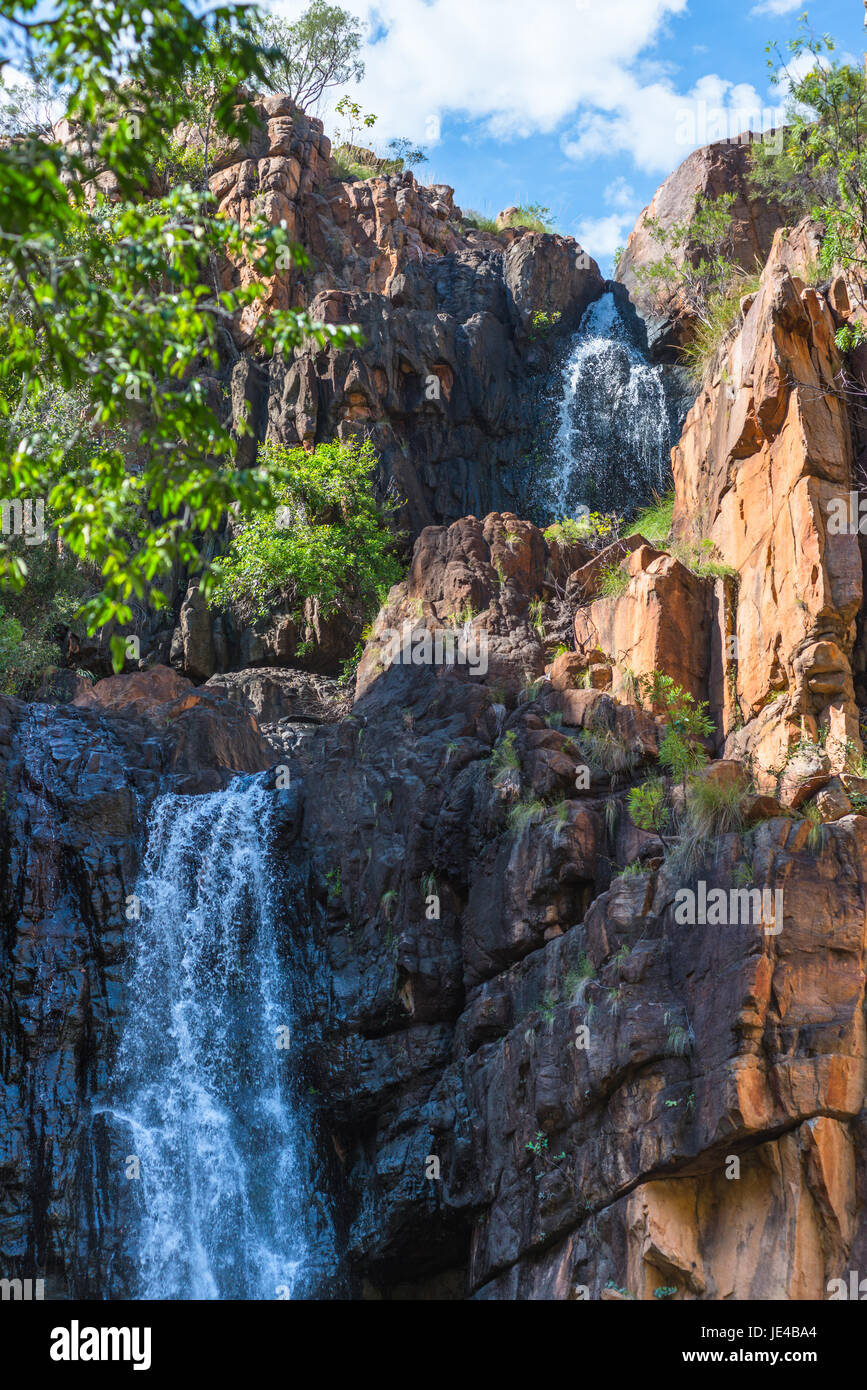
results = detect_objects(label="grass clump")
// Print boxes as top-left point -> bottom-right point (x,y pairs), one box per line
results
633,491 -> 675,549
463,209 -> 499,233
680,273 -> 762,383
597,562 -> 630,599
500,203 -> 555,233
489,729 -> 521,783
576,726 -> 638,788
543,511 -> 620,548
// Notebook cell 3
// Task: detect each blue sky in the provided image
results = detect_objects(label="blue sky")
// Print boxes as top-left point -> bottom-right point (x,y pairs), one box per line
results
274,0 -> 866,274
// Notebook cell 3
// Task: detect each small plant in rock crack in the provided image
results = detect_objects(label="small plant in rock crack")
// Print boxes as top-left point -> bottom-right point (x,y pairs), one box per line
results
733,859 -> 754,887
380,888 -> 398,921
628,778 -> 671,843
325,866 -> 342,901
489,729 -> 521,783
529,597 -> 546,639
576,725 -> 638,790
664,1009 -> 693,1057
617,858 -> 648,878
597,561 -> 630,598
802,799 -> 827,854
564,953 -> 596,997
537,992 -> 558,1025
508,798 -> 547,833
605,1279 -> 637,1299
654,1285 -> 677,1299
611,943 -> 631,970
525,1132 -> 566,1167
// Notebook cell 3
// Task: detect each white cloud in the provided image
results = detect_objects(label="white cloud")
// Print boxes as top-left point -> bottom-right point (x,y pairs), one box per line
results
271,0 -> 786,176
603,176 -> 636,210
574,210 -> 635,260
273,0 -> 692,150
750,0 -> 803,16
561,71 -> 786,173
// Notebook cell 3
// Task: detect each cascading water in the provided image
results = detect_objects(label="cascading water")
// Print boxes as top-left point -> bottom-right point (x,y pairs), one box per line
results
544,290 -> 676,520
101,776 -> 327,1300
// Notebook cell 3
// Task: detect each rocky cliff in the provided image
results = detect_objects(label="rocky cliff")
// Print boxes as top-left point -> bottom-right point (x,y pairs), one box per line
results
6,112 -> 867,1303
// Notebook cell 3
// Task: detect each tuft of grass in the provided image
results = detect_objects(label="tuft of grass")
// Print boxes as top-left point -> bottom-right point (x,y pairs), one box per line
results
680,273 -> 763,383
500,203 -> 555,233
684,773 -> 747,839
489,729 -> 521,783
597,562 -> 630,599
507,798 -> 547,833
576,727 -> 638,786
564,954 -> 596,996
802,799 -> 827,853
463,208 -> 499,233
633,492 -> 675,549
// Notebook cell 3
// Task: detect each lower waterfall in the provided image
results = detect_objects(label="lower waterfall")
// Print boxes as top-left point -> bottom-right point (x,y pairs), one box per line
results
103,776 -> 324,1300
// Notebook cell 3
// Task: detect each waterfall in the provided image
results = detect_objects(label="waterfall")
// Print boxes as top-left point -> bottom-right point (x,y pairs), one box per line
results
545,290 -> 675,520
103,776 -> 326,1300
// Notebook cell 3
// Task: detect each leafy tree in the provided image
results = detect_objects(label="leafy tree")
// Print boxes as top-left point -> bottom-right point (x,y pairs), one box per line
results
0,47 -> 68,136
387,137 -> 427,170
752,22 -> 867,277
209,437 -> 403,630
0,0 -> 362,669
251,2 -> 364,109
636,192 -> 742,326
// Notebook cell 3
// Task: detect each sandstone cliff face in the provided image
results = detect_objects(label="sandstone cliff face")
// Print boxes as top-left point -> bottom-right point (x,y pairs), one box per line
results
615,136 -> 796,351
670,220 -> 864,786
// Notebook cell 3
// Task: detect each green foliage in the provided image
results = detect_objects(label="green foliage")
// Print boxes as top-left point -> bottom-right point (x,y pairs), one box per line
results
636,192 -> 743,324
543,511 -> 619,547
802,799 -> 826,853
529,596 -> 545,638
755,22 -> 867,277
507,797 -> 547,833
679,273 -> 763,382
836,322 -> 867,354
683,772 -> 747,840
576,726 -> 637,787
530,309 -> 562,338
633,491 -> 675,549
153,138 -> 208,191
0,0 -> 363,670
489,729 -> 521,783
463,209 -> 500,233
251,3 -> 365,108
564,954 -> 596,995
654,1286 -> 677,1300
597,562 -> 630,598
502,204 -> 555,233
209,438 -> 403,634
628,778 -> 669,836
635,671 -> 714,782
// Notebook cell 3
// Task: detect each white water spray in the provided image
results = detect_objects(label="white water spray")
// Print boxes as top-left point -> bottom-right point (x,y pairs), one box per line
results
547,291 -> 672,518
104,778 -> 321,1299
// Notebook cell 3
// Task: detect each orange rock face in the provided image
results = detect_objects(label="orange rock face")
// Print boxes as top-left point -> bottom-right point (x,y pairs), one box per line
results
672,221 -> 864,784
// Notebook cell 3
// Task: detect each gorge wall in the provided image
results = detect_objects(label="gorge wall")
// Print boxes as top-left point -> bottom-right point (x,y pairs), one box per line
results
5,110 -> 867,1302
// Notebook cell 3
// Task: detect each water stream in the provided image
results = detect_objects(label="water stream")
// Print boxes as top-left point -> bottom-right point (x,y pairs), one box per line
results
103,777 -> 323,1299
544,290 -> 676,520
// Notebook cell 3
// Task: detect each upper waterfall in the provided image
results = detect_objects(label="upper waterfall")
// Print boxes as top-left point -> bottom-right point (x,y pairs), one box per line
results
542,289 -> 682,521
